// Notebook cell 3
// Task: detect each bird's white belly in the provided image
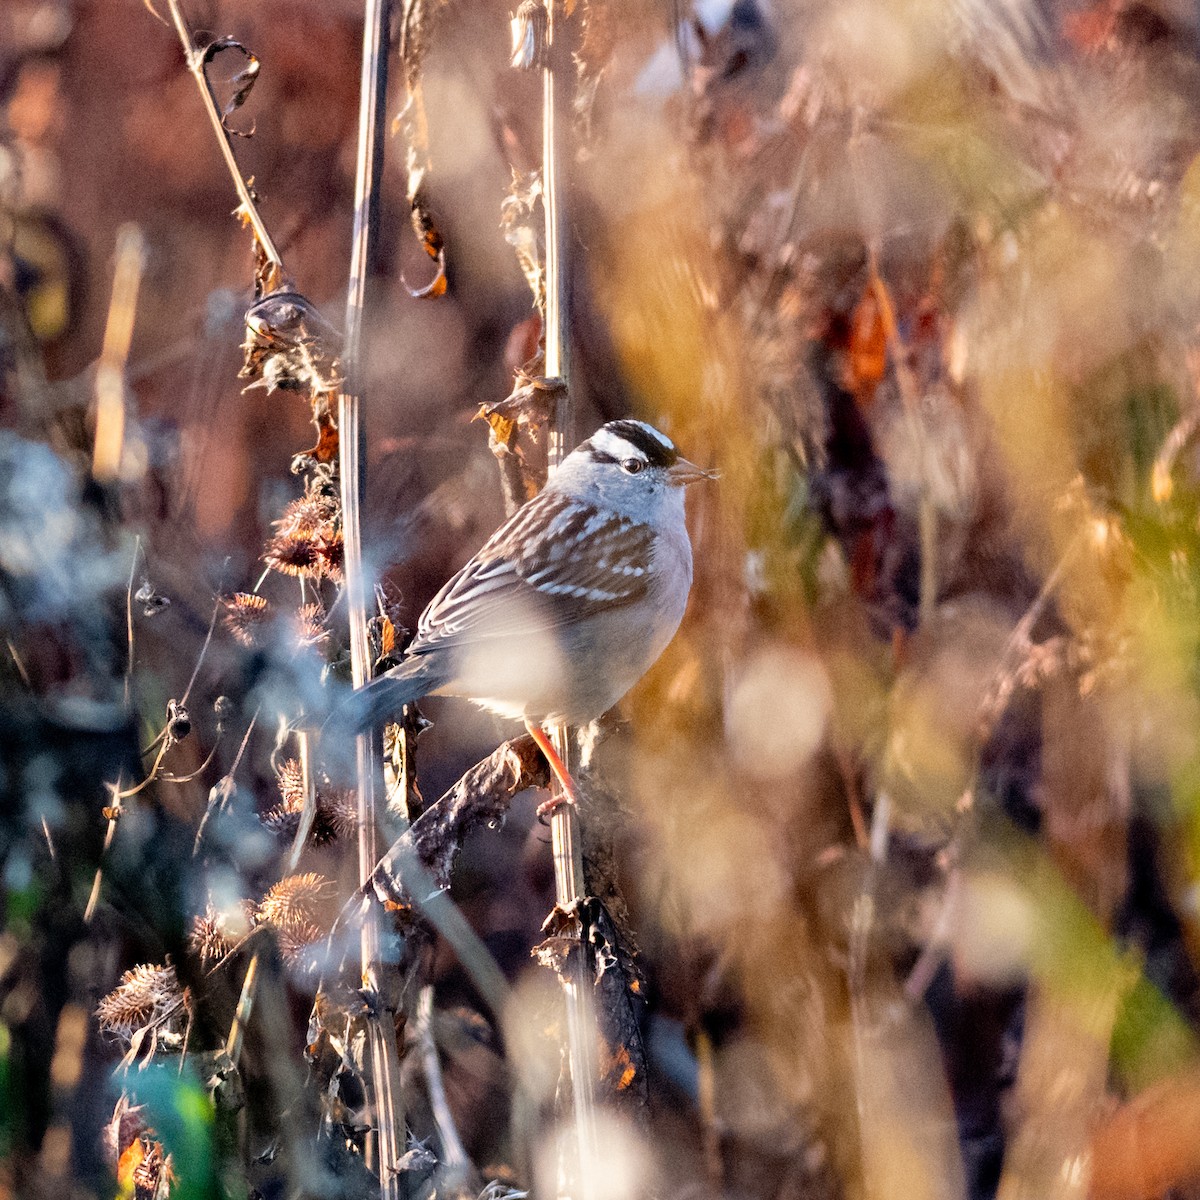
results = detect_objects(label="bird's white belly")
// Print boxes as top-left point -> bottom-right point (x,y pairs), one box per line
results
440,521 -> 693,726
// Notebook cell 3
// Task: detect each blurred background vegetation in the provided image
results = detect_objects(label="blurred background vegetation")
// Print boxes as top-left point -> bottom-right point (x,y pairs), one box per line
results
5,0 -> 1200,1197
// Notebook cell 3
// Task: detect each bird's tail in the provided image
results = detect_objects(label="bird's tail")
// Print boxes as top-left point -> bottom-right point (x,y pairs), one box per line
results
325,656 -> 441,747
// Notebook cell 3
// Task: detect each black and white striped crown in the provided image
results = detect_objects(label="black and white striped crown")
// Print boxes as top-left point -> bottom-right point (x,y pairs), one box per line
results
582,420 -> 679,469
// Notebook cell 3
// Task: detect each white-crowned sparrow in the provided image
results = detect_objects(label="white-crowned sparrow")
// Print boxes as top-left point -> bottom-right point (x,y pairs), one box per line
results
343,420 -> 714,791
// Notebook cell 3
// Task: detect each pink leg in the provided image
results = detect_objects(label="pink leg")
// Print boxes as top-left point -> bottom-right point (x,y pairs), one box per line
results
524,720 -> 580,817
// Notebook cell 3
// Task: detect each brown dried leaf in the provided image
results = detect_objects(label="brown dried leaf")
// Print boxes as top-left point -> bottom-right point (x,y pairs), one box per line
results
373,735 -> 549,898
200,38 -> 260,137
240,290 -> 343,399
510,0 -> 548,70
500,169 -> 544,309
295,407 -> 340,466
397,0 -> 451,299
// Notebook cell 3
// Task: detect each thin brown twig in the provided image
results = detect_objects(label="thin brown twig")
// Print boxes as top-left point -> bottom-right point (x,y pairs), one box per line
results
124,536 -> 141,707
180,597 -> 220,707
163,0 -> 283,271
225,953 -> 261,1068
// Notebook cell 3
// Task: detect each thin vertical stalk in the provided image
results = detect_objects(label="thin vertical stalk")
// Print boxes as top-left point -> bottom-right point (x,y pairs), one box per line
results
224,953 -> 260,1067
92,224 -> 146,484
415,985 -> 470,1188
341,0 -> 405,1194
541,0 -> 600,1193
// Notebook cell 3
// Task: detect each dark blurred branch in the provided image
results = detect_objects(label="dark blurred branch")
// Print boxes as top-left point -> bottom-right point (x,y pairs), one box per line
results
367,843 -> 512,1025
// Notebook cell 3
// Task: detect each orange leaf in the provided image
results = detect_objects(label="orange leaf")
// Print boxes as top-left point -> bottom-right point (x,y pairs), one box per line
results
117,1137 -> 145,1197
848,286 -> 887,401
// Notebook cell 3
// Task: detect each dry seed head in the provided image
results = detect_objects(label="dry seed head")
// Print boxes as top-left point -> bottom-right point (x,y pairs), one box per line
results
294,603 -> 330,648
96,963 -> 184,1041
257,872 -> 335,935
320,787 -> 359,840
276,920 -> 325,964
276,758 -> 305,809
222,592 -> 271,647
262,762 -> 355,845
188,902 -> 250,965
164,699 -> 191,745
263,529 -> 324,579
315,529 -> 344,582
260,803 -> 301,840
277,492 -> 338,536
189,914 -> 231,965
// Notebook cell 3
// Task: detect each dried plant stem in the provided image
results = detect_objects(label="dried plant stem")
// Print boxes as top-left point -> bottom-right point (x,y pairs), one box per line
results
540,0 -> 599,1191
93,225 -> 146,484
123,537 -> 140,707
163,0 -> 282,271
695,1029 -> 722,1189
340,0 -> 405,1193
415,985 -> 470,1188
369,841 -> 512,1022
225,952 -> 260,1068
287,730 -> 317,871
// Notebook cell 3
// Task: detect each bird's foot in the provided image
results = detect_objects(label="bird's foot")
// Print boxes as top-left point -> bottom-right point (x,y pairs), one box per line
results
525,720 -> 581,819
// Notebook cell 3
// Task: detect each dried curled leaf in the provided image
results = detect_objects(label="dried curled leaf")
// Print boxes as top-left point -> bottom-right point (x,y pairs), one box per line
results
240,290 -> 343,400
237,197 -> 286,299
477,366 -> 564,503
532,897 -> 648,1107
510,0 -> 548,70
500,169 -> 544,310
372,735 -> 550,900
404,202 -> 448,299
482,366 -> 564,438
200,37 -> 261,137
575,0 -> 617,136
396,0 -> 451,298
96,963 -> 186,1043
292,409 -> 341,470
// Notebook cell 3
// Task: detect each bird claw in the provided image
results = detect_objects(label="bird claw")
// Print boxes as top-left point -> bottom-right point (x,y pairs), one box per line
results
536,791 -> 576,821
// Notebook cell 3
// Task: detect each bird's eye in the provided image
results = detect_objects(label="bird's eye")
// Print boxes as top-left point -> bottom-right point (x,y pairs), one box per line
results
621,458 -> 644,474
